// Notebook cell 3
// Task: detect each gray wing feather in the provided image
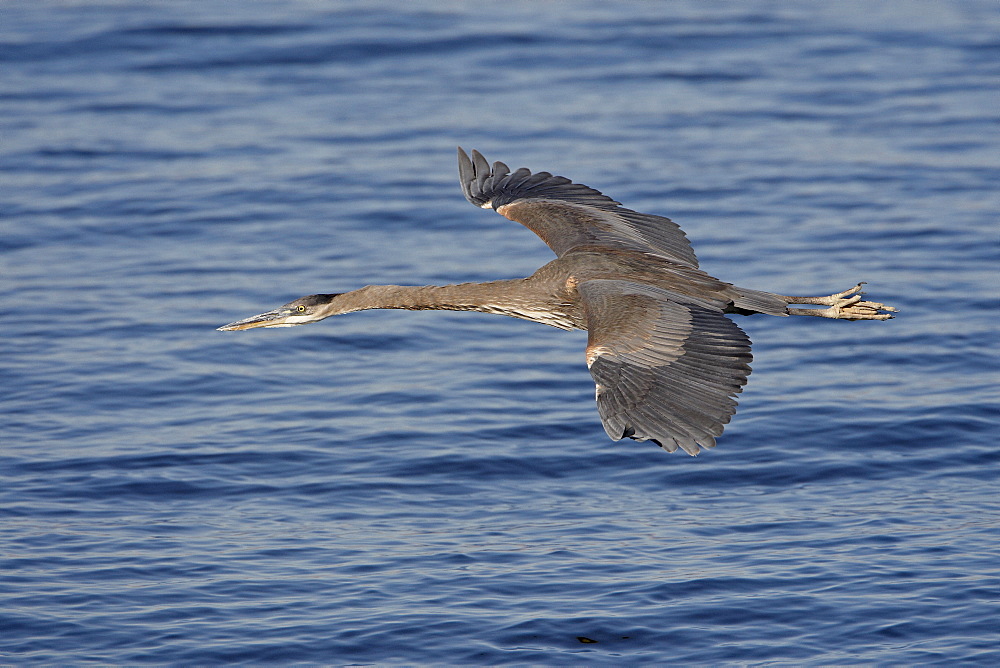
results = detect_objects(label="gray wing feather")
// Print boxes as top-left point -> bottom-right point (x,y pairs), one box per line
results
579,279 -> 752,455
459,147 -> 617,209
458,147 -> 699,268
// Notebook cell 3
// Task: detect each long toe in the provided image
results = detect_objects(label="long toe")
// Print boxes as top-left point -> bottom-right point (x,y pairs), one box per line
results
844,300 -> 898,320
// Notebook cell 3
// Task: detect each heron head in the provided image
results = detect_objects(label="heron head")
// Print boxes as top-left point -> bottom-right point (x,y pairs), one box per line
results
217,294 -> 341,331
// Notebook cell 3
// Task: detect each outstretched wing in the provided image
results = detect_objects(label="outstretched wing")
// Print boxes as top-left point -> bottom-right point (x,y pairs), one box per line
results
579,279 -> 752,455
458,148 -> 699,268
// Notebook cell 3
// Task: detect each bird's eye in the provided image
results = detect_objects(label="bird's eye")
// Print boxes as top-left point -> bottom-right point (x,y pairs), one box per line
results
296,305 -> 306,313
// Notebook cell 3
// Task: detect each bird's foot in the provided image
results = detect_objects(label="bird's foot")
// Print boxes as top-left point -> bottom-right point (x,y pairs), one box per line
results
784,283 -> 898,320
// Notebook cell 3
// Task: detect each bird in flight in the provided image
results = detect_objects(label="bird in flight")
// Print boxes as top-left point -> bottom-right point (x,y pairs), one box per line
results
219,148 -> 896,455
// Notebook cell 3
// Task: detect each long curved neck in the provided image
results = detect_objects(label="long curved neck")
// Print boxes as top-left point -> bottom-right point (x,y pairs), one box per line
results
321,279 -> 579,330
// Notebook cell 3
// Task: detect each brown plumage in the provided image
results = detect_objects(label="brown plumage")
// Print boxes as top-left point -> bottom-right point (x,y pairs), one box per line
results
219,148 -> 897,455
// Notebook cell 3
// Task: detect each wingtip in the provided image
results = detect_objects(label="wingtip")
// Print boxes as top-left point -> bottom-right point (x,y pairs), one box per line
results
457,147 -> 475,201
457,147 -> 498,208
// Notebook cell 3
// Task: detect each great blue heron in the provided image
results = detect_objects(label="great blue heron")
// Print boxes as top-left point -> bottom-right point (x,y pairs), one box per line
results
219,148 -> 896,455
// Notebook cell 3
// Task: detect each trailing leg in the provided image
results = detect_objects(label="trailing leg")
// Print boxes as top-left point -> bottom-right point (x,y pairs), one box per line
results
782,282 -> 897,320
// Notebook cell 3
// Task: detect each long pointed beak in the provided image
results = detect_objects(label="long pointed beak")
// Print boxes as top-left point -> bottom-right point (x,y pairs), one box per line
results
217,309 -> 291,331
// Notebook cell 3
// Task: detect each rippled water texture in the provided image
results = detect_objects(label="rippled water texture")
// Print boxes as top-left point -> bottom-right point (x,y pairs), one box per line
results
2,1 -> 998,664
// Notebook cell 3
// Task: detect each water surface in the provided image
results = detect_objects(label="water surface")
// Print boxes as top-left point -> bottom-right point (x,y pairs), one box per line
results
2,1 -> 998,664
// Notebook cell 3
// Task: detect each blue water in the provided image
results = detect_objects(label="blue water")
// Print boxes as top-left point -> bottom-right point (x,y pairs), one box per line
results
2,1 -> 998,664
